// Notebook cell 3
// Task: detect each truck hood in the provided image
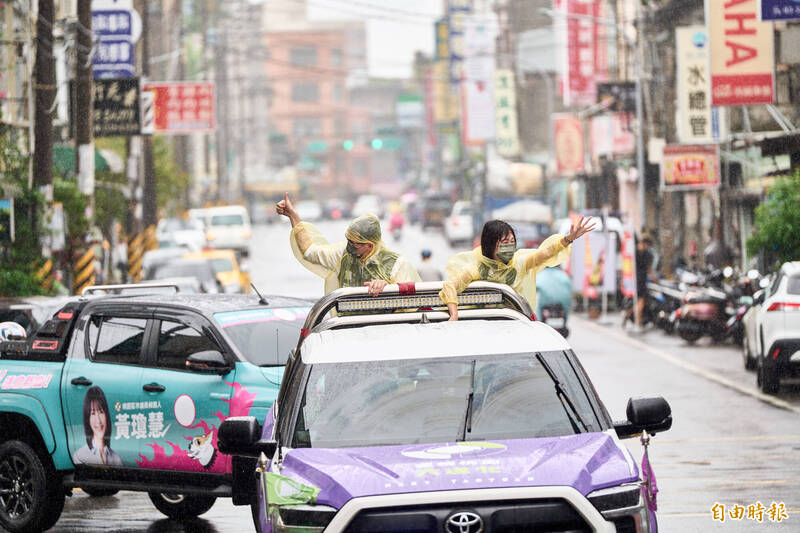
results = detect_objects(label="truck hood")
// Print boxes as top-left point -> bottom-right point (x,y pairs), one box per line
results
279,433 -> 638,509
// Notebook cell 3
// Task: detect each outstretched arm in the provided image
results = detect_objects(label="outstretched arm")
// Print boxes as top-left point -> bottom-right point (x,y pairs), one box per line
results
524,216 -> 596,271
439,267 -> 478,321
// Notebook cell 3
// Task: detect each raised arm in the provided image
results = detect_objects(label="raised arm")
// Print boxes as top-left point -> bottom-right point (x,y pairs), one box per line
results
523,216 -> 596,271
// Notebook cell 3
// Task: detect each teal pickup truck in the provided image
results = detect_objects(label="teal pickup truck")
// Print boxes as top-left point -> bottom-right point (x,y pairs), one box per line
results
0,289 -> 310,533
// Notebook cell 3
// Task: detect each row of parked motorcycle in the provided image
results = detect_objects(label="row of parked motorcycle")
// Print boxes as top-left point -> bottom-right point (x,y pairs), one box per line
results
632,266 -> 768,346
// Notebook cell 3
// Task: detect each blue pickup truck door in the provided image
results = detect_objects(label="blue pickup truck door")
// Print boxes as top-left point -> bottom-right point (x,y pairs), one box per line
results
135,318 -> 235,474
63,314 -> 149,468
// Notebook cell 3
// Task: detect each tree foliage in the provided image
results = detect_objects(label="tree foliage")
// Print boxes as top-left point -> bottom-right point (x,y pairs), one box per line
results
747,171 -> 800,270
154,136 -> 190,216
0,123 -> 47,296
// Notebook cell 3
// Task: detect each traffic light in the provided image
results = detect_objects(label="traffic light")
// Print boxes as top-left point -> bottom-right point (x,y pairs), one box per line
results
342,139 -> 354,151
370,138 -> 383,150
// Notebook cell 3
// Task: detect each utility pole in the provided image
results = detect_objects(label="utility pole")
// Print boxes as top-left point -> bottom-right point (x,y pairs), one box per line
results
33,0 -> 56,194
214,25 -> 229,202
140,0 -> 157,227
75,0 -> 94,213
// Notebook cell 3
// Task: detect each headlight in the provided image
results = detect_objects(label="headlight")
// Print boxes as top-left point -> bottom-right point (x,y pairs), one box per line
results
587,483 -> 650,532
275,504 -> 337,532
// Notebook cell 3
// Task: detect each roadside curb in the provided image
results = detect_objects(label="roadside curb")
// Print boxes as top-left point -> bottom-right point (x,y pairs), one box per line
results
573,314 -> 800,415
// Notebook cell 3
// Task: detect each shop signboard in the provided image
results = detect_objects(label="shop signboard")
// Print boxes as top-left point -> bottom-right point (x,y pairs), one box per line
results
93,78 -> 141,137
676,26 -> 728,143
662,144 -> 720,190
759,0 -> 800,21
707,0 -> 775,105
494,69 -> 520,157
553,114 -> 585,175
143,82 -> 215,133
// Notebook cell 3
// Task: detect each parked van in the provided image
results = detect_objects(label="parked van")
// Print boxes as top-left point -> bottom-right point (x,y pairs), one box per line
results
191,205 -> 252,257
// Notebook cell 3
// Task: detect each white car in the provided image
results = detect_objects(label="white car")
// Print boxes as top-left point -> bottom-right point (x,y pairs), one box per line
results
192,205 -> 252,257
746,262 -> 800,393
352,194 -> 384,219
156,217 -> 206,252
294,200 -> 324,222
443,200 -> 473,246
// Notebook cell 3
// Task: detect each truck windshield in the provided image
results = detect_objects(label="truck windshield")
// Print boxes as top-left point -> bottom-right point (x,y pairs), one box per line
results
214,307 -> 309,366
292,351 -> 600,449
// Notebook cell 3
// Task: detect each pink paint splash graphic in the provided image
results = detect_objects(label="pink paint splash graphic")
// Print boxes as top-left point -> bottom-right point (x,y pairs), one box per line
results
136,381 -> 257,473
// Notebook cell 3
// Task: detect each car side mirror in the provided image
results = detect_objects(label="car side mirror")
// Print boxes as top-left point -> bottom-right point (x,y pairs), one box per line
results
186,350 -> 232,374
753,290 -> 765,305
613,397 -> 672,439
218,416 -> 277,458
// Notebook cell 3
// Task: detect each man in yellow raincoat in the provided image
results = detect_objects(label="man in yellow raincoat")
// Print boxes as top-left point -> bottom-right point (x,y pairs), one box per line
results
276,193 -> 421,296
440,216 -> 595,320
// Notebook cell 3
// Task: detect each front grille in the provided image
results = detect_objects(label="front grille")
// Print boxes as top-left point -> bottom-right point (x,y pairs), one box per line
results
343,498 -> 592,533
610,516 -> 637,533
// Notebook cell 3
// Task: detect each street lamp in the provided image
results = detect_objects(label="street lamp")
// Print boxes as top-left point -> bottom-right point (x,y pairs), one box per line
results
539,7 -> 647,233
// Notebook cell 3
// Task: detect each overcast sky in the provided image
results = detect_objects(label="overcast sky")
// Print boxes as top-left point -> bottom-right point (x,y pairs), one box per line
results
306,0 -> 443,79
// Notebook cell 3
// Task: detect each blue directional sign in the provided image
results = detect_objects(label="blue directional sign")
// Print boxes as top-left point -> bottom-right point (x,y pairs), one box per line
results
760,0 -> 800,21
92,7 -> 137,78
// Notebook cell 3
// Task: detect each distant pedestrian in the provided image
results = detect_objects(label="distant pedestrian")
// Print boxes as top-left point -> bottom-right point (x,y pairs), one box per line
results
417,249 -> 443,282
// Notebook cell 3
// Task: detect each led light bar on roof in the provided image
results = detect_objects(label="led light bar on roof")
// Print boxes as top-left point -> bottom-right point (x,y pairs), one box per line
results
336,291 -> 503,313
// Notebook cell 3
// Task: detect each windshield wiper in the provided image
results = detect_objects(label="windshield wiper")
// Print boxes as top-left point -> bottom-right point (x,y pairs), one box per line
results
535,352 -> 589,433
457,359 -> 477,441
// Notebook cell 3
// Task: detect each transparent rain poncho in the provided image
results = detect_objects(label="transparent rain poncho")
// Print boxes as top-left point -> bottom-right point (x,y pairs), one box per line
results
289,213 -> 421,294
439,234 -> 571,312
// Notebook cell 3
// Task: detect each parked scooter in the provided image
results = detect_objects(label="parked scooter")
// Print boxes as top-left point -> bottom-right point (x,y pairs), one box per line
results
675,266 -> 744,344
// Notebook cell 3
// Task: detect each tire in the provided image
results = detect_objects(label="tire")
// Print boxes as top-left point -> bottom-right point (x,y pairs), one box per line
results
678,322 -> 703,344
758,362 -> 779,394
743,333 -> 756,370
148,492 -> 216,520
81,487 -> 119,497
0,440 -> 65,533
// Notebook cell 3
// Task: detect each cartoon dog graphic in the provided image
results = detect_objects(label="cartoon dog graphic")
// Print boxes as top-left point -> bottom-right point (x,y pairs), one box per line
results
188,431 -> 217,469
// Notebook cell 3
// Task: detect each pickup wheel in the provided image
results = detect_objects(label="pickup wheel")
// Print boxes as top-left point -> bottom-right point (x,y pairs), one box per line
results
147,492 -> 216,519
0,440 -> 65,533
251,496 -> 264,533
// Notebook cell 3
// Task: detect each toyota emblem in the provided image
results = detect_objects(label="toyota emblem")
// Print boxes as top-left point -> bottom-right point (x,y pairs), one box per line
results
445,511 -> 483,533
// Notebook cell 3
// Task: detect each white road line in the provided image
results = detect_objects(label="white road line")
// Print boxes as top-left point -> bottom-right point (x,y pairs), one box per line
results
575,316 -> 800,415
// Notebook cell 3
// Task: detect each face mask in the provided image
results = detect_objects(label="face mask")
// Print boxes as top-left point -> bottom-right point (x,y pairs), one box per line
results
346,241 -> 360,258
496,243 -> 516,263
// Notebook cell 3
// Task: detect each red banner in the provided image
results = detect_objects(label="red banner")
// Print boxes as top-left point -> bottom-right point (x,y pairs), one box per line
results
143,82 -> 215,133
563,0 -> 605,107
553,114 -> 585,175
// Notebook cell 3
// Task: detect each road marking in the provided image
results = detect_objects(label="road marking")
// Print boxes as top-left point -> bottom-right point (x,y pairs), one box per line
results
576,316 -> 800,415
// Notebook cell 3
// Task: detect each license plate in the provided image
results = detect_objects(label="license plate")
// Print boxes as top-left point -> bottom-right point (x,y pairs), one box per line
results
546,317 -> 565,328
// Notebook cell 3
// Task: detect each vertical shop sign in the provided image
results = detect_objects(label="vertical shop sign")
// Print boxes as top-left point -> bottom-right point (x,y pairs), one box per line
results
563,0 -> 604,107
461,14 -> 496,144
494,69 -> 520,157
676,26 -> 728,143
553,114 -> 585,175
707,0 -> 775,106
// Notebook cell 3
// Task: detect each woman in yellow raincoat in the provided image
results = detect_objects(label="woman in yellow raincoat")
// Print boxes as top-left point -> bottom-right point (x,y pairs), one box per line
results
276,193 -> 421,296
440,216 -> 595,320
